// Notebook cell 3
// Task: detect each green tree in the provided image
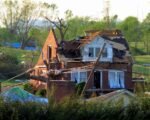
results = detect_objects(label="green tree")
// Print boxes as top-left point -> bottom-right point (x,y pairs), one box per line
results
65,16 -> 108,40
0,28 -> 18,43
117,16 -> 141,49
42,3 -> 73,41
141,13 -> 150,54
29,28 -> 49,47
0,0 -> 42,49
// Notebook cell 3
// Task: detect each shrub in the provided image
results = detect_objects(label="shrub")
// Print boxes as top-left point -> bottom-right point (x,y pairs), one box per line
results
0,53 -> 23,78
75,82 -> 85,95
23,83 -> 35,93
35,89 -> 47,97
0,96 -> 150,120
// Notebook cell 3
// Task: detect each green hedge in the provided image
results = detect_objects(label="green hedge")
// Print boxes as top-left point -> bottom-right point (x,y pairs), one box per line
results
0,97 -> 149,120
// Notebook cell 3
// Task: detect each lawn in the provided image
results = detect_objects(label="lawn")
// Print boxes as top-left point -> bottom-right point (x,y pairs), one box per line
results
129,42 -> 147,55
133,55 -> 150,81
0,79 -> 27,91
0,47 -> 40,90
134,55 -> 150,64
0,46 -> 40,64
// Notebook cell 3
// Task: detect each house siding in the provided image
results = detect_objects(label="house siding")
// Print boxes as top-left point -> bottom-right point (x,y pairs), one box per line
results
65,62 -> 133,91
37,30 -> 58,65
30,29 -> 134,100
82,36 -> 113,62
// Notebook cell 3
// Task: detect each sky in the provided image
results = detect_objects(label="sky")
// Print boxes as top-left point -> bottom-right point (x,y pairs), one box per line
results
36,0 -> 150,21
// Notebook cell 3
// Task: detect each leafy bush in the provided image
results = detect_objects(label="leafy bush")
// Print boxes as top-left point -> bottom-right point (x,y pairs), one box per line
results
0,97 -> 150,120
0,53 -> 19,64
35,89 -> 47,97
75,82 -> 85,95
23,83 -> 35,93
0,52 -> 28,79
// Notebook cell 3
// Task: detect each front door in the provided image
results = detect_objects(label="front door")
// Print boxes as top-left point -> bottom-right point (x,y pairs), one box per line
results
94,71 -> 102,88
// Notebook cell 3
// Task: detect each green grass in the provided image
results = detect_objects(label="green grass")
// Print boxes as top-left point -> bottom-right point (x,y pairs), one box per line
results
0,79 -> 26,90
134,55 -> 150,64
133,55 -> 150,81
0,46 -> 40,64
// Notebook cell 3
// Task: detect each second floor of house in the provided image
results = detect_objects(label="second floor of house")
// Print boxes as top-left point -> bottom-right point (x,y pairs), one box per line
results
36,29 -> 133,65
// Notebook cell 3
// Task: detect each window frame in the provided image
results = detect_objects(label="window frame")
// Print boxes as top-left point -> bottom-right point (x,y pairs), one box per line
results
88,47 -> 108,58
108,70 -> 125,89
71,70 -> 87,83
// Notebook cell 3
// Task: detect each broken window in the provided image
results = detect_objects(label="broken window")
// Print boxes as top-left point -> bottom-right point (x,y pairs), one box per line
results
89,48 -> 94,57
96,48 -> 100,57
108,71 -> 125,88
102,48 -> 108,57
88,47 -> 108,58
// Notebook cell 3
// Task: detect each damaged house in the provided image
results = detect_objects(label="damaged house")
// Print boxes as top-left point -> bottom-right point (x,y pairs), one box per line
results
30,29 -> 134,99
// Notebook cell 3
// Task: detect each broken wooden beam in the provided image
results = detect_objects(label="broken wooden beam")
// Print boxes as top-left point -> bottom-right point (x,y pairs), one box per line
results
81,43 -> 106,96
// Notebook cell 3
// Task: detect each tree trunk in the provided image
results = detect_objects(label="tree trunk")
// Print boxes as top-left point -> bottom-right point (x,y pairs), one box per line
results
21,40 -> 26,49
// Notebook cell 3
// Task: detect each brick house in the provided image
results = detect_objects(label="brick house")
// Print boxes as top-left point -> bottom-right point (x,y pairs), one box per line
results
30,29 -> 134,99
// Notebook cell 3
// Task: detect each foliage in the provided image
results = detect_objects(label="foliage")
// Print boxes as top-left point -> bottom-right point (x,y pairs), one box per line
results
23,82 -> 34,94
0,96 -> 150,120
75,82 -> 85,95
29,28 -> 49,47
117,16 -> 141,43
0,51 -> 21,78
0,28 -> 18,42
0,0 -> 42,49
35,89 -> 47,97
141,13 -> 150,54
0,47 -> 40,78
0,46 -> 40,64
42,3 -> 73,41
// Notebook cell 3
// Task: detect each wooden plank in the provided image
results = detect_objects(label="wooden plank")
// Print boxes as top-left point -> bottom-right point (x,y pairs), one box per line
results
81,43 -> 106,96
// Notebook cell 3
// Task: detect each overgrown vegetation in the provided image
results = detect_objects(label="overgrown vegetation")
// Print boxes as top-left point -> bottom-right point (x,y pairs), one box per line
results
75,82 -> 85,95
0,96 -> 149,120
0,51 -> 22,79
0,46 -> 40,79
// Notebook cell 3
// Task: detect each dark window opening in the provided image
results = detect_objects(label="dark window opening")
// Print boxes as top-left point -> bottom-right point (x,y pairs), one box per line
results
89,48 -> 94,57
47,46 -> 52,61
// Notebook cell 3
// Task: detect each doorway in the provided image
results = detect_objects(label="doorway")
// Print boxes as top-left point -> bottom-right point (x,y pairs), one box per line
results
94,71 -> 102,89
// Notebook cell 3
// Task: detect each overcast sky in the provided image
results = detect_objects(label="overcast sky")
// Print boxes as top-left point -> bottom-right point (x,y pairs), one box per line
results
35,0 -> 150,21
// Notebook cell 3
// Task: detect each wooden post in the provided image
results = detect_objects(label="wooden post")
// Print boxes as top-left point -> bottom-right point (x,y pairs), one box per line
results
81,43 -> 106,96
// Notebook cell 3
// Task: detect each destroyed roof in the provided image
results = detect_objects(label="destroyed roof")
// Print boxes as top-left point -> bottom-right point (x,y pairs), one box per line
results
59,29 -> 129,50
57,29 -> 132,63
86,89 -> 135,102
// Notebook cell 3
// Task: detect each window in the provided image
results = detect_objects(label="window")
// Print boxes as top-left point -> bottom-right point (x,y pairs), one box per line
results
108,71 -> 125,88
71,71 -> 87,83
96,48 -> 100,57
88,47 -> 108,58
47,46 -> 52,61
102,48 -> 108,57
71,72 -> 78,83
80,72 -> 87,82
89,48 -> 94,57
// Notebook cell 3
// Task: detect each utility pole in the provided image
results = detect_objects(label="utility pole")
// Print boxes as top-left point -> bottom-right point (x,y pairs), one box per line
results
103,0 -> 110,29
81,43 -> 106,96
